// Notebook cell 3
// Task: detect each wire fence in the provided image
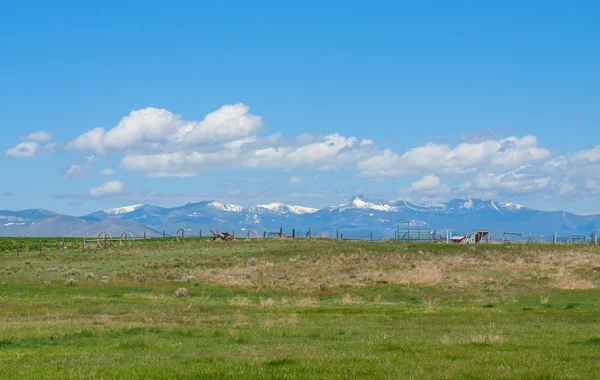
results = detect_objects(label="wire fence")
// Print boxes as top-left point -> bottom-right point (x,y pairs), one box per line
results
1,227 -> 598,255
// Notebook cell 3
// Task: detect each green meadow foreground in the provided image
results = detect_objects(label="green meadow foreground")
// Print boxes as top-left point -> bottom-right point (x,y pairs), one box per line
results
0,239 -> 599,379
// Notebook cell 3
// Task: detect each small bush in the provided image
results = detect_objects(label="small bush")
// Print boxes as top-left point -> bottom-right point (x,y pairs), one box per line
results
47,267 -> 58,273
85,272 -> 95,280
175,288 -> 189,297
65,278 -> 78,286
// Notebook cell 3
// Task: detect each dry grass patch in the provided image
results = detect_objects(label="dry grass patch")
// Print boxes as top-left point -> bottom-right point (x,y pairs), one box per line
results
259,297 -> 275,308
230,296 -> 253,307
341,294 -> 364,305
552,272 -> 595,290
296,297 -> 318,307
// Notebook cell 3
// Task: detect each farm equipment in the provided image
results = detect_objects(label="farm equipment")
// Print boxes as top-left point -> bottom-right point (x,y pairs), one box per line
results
210,229 -> 234,241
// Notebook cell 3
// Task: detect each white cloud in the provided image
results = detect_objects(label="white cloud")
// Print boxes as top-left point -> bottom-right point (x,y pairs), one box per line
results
411,174 -> 442,191
284,134 -> 360,170
558,180 -> 576,196
100,168 -> 114,176
67,103 -> 263,154
176,103 -> 263,145
17,102 -> 591,204
358,136 -> 550,179
463,168 -> 552,194
89,181 -> 126,197
5,142 -> 39,158
398,174 -> 451,201
66,127 -> 106,153
84,155 -> 96,165
288,176 -> 302,184
24,131 -> 52,142
64,164 -> 83,178
545,145 -> 600,175
120,132 -> 375,177
45,142 -> 60,152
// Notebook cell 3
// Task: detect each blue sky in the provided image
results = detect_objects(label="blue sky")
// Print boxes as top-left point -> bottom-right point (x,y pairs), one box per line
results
1,0 -> 599,215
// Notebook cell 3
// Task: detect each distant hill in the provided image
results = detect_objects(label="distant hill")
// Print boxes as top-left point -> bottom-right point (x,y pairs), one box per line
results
1,195 -> 598,238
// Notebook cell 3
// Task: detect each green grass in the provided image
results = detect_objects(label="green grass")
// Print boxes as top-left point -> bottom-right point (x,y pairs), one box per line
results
0,239 -> 599,379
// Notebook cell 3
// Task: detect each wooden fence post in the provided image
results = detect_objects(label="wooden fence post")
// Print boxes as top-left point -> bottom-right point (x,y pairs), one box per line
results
292,229 -> 295,239
370,231 -> 373,242
199,229 -> 202,239
336,230 -> 339,240
263,230 -> 266,239
163,230 -> 166,242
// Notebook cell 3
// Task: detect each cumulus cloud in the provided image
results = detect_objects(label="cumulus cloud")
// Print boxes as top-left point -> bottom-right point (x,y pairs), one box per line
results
398,174 -> 451,201
358,136 -> 550,179
288,176 -> 302,184
460,167 -> 552,194
100,168 -> 114,176
24,131 -> 52,142
5,142 -> 39,158
11,101 -> 596,203
65,127 -> 107,153
89,181 -> 126,197
411,174 -> 443,191
120,132 -> 375,177
67,104 -> 263,154
545,145 -> 600,175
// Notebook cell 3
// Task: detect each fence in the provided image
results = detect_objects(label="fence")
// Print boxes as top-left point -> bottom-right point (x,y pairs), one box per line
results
1,227 -> 598,255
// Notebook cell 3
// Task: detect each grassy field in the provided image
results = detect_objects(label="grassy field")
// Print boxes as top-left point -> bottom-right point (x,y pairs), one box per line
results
1,238 -> 599,379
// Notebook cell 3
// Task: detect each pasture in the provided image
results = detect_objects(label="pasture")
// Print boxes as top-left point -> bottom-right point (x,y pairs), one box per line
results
0,238 -> 599,379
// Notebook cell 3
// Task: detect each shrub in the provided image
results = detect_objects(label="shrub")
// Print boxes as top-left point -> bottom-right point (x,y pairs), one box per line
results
175,288 -> 189,297
65,278 -> 78,286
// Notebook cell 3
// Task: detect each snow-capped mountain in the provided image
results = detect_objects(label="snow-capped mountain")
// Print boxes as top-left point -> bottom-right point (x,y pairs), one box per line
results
0,196 -> 598,237
104,204 -> 144,215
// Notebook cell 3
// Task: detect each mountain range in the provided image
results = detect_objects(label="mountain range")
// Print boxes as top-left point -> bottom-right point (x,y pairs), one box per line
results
1,195 -> 598,238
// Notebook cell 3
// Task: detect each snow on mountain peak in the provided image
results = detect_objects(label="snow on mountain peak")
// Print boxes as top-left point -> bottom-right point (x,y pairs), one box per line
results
287,205 -> 319,214
208,202 -> 244,212
257,203 -> 318,214
347,195 -> 398,212
104,204 -> 143,215
501,202 -> 525,211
